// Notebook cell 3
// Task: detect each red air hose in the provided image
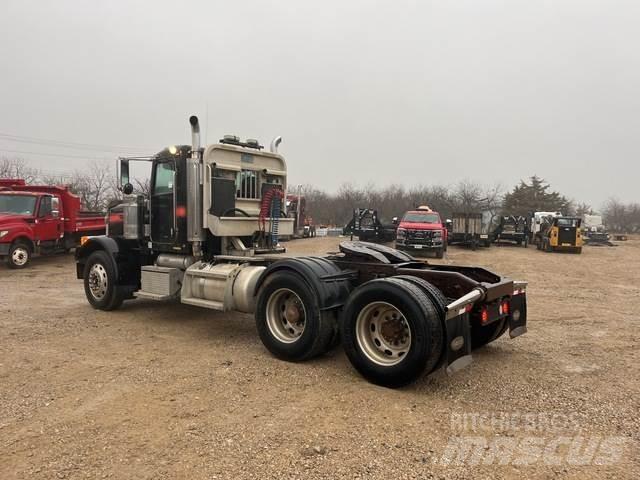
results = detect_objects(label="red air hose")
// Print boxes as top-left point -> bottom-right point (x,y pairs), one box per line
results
259,188 -> 284,233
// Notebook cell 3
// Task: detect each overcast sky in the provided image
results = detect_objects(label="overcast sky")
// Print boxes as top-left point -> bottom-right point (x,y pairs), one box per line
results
1,0 -> 638,207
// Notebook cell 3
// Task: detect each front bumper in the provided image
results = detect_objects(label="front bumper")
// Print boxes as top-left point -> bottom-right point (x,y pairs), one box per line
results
396,240 -> 443,251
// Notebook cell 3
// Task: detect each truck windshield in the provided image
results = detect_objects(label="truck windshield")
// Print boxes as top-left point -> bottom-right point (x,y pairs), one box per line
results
403,212 -> 440,223
0,195 -> 37,215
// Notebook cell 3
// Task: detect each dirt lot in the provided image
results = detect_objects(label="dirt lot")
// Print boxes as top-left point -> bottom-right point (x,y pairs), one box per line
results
1,237 -> 639,479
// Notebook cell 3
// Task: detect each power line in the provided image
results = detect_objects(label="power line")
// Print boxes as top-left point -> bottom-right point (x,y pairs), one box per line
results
0,132 -> 154,153
0,148 -> 118,160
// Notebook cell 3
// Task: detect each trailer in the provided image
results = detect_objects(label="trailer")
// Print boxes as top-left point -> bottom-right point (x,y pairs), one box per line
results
447,212 -> 491,250
75,116 -> 528,388
492,215 -> 529,247
0,179 -> 106,268
582,215 -> 613,246
343,208 -> 397,243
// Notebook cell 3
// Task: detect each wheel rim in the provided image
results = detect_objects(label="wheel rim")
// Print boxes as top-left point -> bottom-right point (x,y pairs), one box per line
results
355,301 -> 412,366
266,288 -> 307,343
88,263 -> 108,300
11,247 -> 29,266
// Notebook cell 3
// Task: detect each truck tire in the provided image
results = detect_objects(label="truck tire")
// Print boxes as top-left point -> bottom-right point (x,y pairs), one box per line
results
435,248 -> 444,259
7,241 -> 32,269
255,271 -> 335,362
83,250 -> 124,311
392,275 -> 447,373
392,275 -> 447,319
340,277 -> 443,388
471,318 -> 508,350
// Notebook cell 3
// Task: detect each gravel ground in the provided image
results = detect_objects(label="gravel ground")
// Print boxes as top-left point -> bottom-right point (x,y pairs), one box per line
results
0,237 -> 638,479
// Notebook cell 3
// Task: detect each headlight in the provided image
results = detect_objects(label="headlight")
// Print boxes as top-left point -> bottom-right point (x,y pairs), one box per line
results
0,230 -> 8,238
433,230 -> 442,237
396,228 -> 406,238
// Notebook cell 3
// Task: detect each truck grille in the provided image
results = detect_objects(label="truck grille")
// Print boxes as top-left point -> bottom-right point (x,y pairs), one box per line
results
237,169 -> 259,199
407,230 -> 434,240
406,229 -> 440,246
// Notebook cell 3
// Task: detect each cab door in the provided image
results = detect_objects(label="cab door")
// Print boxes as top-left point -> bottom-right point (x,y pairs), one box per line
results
150,159 -> 176,245
34,195 -> 63,245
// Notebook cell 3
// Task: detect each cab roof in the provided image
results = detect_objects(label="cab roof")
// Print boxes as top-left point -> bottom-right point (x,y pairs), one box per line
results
0,190 -> 41,196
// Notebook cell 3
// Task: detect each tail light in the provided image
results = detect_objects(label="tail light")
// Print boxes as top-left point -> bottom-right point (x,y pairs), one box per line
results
502,300 -> 509,315
481,306 -> 489,324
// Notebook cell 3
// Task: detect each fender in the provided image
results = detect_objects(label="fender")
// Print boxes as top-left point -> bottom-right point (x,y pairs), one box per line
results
0,222 -> 35,245
254,256 -> 352,311
75,236 -> 138,285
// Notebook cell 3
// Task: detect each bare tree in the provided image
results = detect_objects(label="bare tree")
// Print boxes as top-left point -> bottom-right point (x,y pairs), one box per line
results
0,157 -> 39,183
603,198 -> 640,233
68,161 -> 115,211
133,178 -> 151,196
575,202 -> 594,217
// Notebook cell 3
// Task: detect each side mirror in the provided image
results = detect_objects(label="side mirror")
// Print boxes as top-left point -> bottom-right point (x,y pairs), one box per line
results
119,159 -> 130,190
51,198 -> 60,218
392,216 -> 398,225
123,183 -> 134,195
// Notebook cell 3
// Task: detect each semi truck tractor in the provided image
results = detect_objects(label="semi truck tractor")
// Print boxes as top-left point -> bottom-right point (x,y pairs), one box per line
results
75,116 -> 528,387
0,179 -> 106,268
285,194 -> 316,238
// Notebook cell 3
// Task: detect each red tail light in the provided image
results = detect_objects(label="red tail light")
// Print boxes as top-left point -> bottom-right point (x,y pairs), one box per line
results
481,306 -> 489,324
502,301 -> 509,315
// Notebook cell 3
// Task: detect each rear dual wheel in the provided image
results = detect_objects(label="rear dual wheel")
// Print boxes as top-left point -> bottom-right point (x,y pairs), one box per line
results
255,271 -> 337,362
470,318 -> 508,350
340,277 -> 444,388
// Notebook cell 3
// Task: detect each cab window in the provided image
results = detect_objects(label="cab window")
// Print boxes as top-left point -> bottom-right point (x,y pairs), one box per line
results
39,195 -> 52,217
153,162 -> 175,195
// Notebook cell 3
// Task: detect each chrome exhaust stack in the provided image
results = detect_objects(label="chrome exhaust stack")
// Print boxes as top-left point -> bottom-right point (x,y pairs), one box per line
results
187,115 -> 204,256
270,135 -> 282,154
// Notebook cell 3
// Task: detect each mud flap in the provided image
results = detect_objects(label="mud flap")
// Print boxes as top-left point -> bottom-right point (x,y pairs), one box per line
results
509,292 -> 528,338
445,312 -> 473,375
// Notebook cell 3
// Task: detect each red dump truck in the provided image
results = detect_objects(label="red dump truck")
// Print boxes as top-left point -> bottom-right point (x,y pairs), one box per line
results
0,179 -> 106,268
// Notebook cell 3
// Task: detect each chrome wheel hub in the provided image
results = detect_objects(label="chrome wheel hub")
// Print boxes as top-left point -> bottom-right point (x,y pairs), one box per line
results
11,247 -> 29,266
355,301 -> 412,366
88,263 -> 108,300
266,288 -> 306,343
